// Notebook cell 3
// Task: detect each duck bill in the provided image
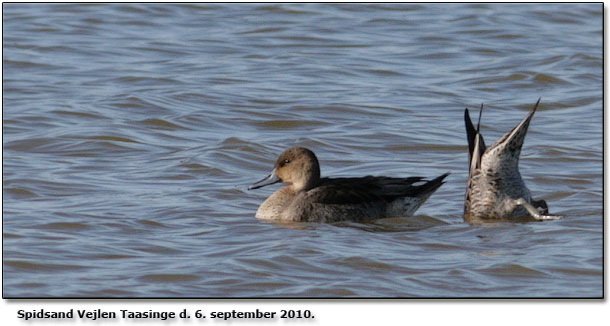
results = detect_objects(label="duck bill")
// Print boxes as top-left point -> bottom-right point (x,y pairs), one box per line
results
248,169 -> 281,190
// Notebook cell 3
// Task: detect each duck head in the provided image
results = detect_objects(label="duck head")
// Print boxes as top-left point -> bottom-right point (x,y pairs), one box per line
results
249,147 -> 321,192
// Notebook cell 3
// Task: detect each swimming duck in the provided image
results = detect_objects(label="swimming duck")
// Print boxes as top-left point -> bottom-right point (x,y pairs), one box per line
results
464,99 -> 562,222
249,147 -> 449,222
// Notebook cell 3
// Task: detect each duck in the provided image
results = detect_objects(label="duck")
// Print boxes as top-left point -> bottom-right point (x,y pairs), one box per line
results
464,98 -> 562,222
248,146 -> 449,222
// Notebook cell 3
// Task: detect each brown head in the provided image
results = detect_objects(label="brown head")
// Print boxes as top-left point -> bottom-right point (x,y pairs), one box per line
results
249,147 -> 321,192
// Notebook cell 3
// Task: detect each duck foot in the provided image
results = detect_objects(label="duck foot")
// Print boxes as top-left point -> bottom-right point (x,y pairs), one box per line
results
514,198 -> 564,221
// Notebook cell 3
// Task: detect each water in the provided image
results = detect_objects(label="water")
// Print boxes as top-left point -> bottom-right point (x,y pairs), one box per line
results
2,3 -> 602,297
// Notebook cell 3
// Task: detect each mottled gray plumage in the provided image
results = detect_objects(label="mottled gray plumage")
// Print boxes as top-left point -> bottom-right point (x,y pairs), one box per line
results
464,99 -> 561,222
250,147 -> 448,222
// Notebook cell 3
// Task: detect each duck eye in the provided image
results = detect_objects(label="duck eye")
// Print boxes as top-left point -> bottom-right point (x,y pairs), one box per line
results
283,159 -> 291,164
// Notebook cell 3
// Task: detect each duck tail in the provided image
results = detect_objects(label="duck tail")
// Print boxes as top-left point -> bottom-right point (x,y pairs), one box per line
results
491,98 -> 540,168
464,104 -> 487,173
417,172 -> 450,197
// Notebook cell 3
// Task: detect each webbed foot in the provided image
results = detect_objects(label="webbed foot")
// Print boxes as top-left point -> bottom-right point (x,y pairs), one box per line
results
514,198 -> 564,221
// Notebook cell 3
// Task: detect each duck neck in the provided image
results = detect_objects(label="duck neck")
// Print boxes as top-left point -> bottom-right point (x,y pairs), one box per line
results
292,164 -> 320,192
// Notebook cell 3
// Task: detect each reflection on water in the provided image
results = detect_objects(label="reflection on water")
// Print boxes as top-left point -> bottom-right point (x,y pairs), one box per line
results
2,3 -> 602,297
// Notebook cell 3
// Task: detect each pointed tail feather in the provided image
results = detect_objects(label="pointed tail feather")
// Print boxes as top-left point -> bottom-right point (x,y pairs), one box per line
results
411,172 -> 449,197
464,104 -> 487,173
464,108 -> 477,162
490,98 -> 540,162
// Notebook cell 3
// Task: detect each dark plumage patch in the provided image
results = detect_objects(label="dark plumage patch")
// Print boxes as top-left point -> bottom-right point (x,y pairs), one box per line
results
310,173 -> 449,206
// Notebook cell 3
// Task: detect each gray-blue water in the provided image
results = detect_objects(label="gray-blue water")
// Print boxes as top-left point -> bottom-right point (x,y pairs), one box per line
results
2,3 -> 602,297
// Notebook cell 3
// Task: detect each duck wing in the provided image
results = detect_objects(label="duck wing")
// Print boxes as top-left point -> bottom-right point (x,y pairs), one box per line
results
309,173 -> 449,205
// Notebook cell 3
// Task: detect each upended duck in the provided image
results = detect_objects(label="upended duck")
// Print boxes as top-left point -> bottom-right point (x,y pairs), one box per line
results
464,98 -> 563,222
249,147 -> 448,222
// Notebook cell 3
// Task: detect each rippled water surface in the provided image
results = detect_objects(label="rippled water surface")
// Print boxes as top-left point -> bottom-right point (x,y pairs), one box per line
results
2,3 -> 602,297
